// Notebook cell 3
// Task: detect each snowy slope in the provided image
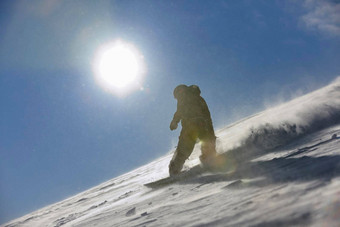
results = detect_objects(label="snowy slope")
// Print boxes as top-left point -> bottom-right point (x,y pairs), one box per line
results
3,78 -> 340,227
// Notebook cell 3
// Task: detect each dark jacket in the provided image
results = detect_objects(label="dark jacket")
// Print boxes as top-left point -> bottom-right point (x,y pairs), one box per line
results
172,86 -> 212,125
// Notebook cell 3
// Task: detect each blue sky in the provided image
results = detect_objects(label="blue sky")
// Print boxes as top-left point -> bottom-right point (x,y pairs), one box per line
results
1,0 -> 339,223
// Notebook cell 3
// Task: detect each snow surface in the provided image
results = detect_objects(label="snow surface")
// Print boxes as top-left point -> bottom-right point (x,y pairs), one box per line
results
3,77 -> 340,227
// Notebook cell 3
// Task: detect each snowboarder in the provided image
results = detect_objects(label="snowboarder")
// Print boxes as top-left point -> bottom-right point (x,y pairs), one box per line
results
169,84 -> 217,176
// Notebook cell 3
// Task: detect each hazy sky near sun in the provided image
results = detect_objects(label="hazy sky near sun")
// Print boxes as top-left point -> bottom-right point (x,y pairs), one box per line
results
1,0 -> 340,223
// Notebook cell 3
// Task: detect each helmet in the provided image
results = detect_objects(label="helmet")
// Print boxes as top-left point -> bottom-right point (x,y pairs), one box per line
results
173,84 -> 188,99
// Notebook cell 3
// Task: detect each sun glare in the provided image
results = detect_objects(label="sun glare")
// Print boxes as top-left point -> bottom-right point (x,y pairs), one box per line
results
93,40 -> 145,95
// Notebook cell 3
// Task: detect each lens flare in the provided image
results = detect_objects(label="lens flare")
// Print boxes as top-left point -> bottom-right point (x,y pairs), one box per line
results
93,40 -> 145,96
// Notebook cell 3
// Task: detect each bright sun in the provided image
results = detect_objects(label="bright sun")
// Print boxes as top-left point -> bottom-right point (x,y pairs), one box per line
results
93,40 -> 145,95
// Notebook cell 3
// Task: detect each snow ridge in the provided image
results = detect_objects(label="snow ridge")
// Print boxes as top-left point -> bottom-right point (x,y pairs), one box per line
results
2,77 -> 340,227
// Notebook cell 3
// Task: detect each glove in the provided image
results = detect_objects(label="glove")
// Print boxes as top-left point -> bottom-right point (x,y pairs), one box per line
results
170,120 -> 178,131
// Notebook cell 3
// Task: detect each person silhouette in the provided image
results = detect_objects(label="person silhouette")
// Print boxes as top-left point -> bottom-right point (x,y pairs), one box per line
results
169,84 -> 217,176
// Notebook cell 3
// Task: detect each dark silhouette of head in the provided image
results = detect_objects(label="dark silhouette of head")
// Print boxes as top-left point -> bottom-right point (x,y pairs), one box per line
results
173,84 -> 188,99
173,84 -> 201,99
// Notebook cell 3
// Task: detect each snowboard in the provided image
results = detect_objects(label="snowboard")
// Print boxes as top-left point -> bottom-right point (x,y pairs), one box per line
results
144,164 -> 206,188
144,153 -> 230,188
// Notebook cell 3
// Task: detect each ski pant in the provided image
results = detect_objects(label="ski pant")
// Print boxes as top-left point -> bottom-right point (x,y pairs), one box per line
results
169,118 -> 216,176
